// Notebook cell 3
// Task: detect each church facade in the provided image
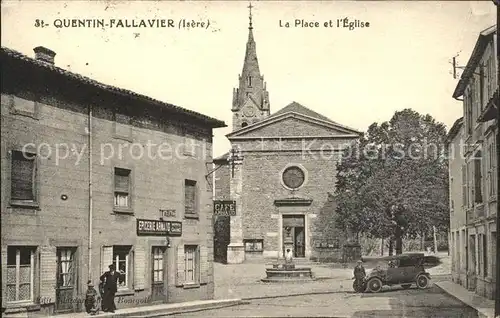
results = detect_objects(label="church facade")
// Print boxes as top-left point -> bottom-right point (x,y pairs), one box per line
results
213,8 -> 361,263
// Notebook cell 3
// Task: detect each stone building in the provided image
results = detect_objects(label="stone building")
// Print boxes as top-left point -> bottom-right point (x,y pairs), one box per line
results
1,45 -> 225,315
213,9 -> 361,264
448,24 -> 497,300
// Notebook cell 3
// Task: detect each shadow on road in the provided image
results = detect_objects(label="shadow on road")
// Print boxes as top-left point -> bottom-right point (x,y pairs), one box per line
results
350,285 -> 479,318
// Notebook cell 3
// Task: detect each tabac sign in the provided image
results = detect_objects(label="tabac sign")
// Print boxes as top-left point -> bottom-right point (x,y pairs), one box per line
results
136,219 -> 182,236
213,200 -> 236,216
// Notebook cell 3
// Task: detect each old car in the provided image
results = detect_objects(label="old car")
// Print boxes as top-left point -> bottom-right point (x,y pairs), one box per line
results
364,253 -> 431,293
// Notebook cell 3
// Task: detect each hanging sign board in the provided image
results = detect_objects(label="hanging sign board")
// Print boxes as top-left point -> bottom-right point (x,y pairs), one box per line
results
136,219 -> 182,236
214,200 -> 236,216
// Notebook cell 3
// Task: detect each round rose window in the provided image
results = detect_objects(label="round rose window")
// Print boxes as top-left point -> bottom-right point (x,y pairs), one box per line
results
282,166 -> 305,189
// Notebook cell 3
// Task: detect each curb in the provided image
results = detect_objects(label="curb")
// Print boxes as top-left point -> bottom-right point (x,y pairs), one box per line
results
242,289 -> 352,301
434,282 -> 494,318
92,299 -> 247,318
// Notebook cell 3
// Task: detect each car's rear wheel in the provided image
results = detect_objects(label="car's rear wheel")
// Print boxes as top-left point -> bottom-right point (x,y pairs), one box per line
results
401,284 -> 411,289
367,278 -> 383,293
416,274 -> 429,289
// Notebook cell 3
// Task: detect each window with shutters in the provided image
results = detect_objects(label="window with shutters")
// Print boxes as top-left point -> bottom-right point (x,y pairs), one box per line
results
487,143 -> 496,198
184,245 -> 199,284
113,246 -> 132,290
114,168 -> 132,213
10,150 -> 38,208
473,152 -> 483,204
184,179 -> 198,218
461,165 -> 467,207
6,246 -> 35,303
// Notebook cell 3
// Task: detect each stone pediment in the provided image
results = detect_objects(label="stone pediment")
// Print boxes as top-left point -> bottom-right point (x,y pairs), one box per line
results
227,111 -> 360,139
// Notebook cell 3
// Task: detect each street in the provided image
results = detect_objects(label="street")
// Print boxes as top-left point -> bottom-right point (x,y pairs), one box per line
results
170,285 -> 478,317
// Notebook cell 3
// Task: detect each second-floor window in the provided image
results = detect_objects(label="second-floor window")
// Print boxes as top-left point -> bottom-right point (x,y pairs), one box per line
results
479,66 -> 485,110
184,179 -> 197,216
114,168 -> 131,209
465,92 -> 473,135
474,151 -> 483,204
461,165 -> 467,207
11,150 -> 37,204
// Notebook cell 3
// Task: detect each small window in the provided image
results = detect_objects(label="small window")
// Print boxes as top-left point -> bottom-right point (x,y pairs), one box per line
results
247,76 -> 252,87
114,168 -> 131,211
6,246 -> 36,303
184,180 -> 197,216
11,150 -> 37,206
282,166 -> 306,190
113,111 -> 132,140
184,245 -> 199,284
9,95 -> 38,118
244,239 -> 264,252
241,122 -> 248,128
113,246 -> 132,290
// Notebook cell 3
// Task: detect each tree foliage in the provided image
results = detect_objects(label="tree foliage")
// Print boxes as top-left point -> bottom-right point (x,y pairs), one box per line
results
335,109 -> 449,246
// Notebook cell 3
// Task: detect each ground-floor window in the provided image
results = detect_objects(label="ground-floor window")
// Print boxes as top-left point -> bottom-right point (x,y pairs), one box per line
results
113,245 -> 132,290
6,246 -> 36,303
184,245 -> 199,284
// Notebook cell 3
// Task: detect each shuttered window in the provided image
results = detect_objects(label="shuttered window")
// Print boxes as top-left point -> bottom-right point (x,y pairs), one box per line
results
114,168 -> 131,208
474,152 -> 483,203
461,165 -> 467,207
184,245 -> 199,284
11,151 -> 36,201
184,180 -> 197,215
6,246 -> 35,303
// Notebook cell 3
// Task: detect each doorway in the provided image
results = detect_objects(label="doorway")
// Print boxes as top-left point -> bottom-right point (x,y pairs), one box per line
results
55,247 -> 77,313
282,215 -> 306,258
151,246 -> 166,302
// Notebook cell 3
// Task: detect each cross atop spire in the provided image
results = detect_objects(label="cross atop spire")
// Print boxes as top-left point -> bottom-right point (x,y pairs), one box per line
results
248,2 -> 253,29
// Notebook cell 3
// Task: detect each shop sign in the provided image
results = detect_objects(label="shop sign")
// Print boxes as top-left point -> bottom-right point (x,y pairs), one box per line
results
214,200 -> 236,216
159,209 -> 176,218
136,219 -> 182,236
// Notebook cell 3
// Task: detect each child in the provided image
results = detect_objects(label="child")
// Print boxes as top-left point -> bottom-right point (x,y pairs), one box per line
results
85,281 -> 100,315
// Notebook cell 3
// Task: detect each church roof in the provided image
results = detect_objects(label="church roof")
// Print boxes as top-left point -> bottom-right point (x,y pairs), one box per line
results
270,101 -> 341,125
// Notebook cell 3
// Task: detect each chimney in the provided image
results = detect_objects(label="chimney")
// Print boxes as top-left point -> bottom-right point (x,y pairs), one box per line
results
33,46 -> 56,65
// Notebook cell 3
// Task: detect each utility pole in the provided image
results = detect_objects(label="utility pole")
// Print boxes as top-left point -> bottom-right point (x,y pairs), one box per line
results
495,1 -> 500,317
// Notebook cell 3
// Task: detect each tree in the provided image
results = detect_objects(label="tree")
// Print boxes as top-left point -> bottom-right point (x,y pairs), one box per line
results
335,109 -> 449,254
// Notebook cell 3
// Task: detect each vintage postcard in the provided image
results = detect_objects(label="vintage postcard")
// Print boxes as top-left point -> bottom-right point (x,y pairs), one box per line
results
1,1 -> 498,317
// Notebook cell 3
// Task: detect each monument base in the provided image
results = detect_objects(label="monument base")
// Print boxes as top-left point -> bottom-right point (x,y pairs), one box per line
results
227,243 -> 245,264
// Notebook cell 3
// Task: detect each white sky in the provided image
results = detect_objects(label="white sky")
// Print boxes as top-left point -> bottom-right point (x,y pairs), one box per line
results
1,1 -> 497,157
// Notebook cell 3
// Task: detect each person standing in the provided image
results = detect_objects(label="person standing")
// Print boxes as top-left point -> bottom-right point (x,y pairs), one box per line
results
353,260 -> 366,293
100,264 -> 121,313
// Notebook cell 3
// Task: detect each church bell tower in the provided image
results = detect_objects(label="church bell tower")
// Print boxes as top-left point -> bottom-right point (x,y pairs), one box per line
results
232,3 -> 270,132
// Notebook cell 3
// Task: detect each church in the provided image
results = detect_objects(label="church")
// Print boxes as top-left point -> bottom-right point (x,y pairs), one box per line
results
213,5 -> 362,263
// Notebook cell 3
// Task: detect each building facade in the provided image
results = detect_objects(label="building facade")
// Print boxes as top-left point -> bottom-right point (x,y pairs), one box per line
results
448,25 -> 497,301
1,46 -> 225,316
213,9 -> 361,264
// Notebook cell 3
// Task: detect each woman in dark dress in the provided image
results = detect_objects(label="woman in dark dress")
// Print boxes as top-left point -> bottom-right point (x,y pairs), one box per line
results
100,264 -> 121,313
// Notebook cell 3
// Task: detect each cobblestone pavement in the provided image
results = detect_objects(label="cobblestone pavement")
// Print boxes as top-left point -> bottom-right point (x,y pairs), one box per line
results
171,285 -> 478,317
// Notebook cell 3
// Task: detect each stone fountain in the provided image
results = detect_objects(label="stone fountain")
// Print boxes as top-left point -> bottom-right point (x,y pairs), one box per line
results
261,227 -> 315,282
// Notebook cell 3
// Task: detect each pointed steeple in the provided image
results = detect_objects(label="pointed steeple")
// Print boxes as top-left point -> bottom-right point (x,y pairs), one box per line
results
242,2 -> 260,75
231,2 -> 271,131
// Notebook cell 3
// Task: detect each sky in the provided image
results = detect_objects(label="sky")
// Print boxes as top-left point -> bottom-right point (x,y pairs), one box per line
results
1,1 -> 497,157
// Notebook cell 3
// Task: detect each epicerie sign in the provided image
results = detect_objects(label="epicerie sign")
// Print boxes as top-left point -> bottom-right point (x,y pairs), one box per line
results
136,219 -> 182,236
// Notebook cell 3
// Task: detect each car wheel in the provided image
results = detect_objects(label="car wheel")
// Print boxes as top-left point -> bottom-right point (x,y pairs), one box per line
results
401,284 -> 411,289
367,278 -> 383,293
416,274 -> 429,289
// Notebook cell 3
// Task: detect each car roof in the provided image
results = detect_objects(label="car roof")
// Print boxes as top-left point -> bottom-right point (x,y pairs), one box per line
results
379,253 -> 425,261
